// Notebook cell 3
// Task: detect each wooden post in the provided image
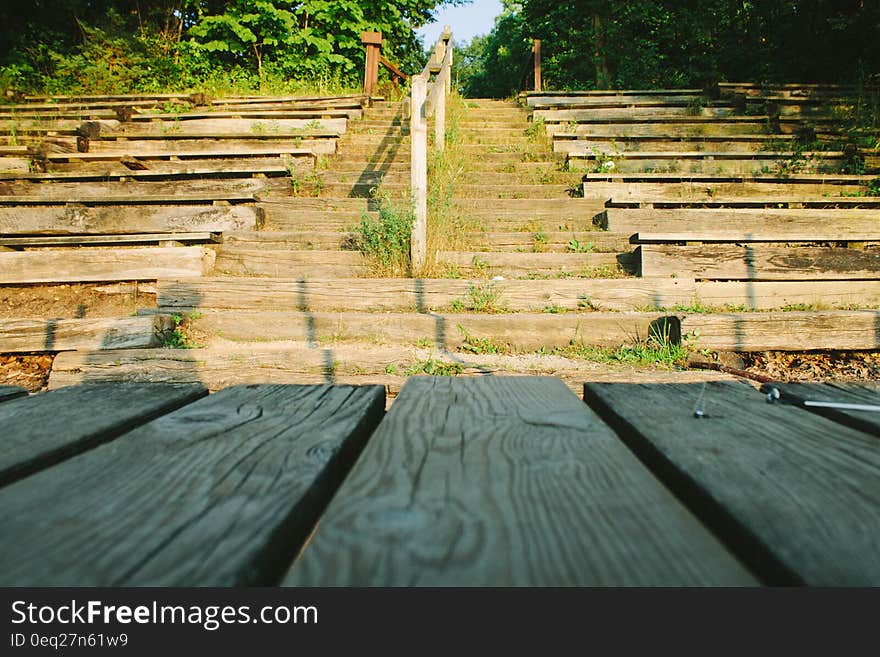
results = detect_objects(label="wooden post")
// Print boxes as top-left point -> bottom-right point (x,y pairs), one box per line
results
434,76 -> 446,153
410,75 -> 428,274
533,39 -> 542,92
362,32 -> 382,96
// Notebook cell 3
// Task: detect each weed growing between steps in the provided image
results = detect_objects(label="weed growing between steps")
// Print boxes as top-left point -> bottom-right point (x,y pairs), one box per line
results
449,282 -> 507,313
163,311 -> 203,349
351,194 -> 412,276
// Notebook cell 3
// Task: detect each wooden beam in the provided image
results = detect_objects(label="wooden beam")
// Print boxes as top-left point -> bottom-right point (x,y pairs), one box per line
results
284,376 -> 756,586
695,280 -> 880,310
0,246 -> 215,284
410,75 -> 428,274
584,381 -> 880,585
639,244 -> 880,280
0,384 -> 385,585
632,232 -> 880,244
0,205 -> 260,235
0,383 -> 206,487
681,310 -> 880,351
0,315 -> 173,353
533,39 -> 542,93
764,382 -> 880,437
0,386 -> 27,403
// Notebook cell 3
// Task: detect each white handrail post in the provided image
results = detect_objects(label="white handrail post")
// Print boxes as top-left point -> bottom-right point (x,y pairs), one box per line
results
435,79 -> 446,152
410,75 -> 428,274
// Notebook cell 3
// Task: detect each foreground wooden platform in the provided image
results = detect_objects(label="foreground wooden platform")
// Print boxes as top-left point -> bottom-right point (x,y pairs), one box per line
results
1,377 -> 877,586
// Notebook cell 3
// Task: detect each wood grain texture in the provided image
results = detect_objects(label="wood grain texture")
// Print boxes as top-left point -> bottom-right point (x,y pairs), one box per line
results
0,384 -> 385,586
640,245 -> 880,280
600,208 -> 880,235
284,376 -> 756,586
0,383 -> 206,487
0,315 -> 172,353
0,205 -> 259,235
0,386 -> 27,403
584,182 -> 869,202
695,280 -> 880,310
0,246 -> 215,284
157,276 -> 696,313
584,381 -> 880,585
681,310 -> 880,351
769,382 -> 880,437
0,179 -> 265,203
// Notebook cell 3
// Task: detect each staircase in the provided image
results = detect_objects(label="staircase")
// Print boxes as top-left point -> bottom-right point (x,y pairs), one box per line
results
49,97 -> 733,399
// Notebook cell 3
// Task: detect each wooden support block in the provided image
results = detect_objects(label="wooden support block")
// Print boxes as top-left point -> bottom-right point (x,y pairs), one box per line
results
0,384 -> 385,585
0,246 -> 216,284
285,377 -> 756,586
0,315 -> 173,353
639,244 -> 880,280
680,310 -> 880,351
0,383 -> 205,487
584,381 -> 880,585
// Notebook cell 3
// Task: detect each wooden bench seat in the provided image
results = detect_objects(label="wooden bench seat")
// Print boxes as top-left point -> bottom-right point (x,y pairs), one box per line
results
285,376 -> 756,586
584,381 -> 880,584
0,232 -> 221,248
0,384 -> 385,585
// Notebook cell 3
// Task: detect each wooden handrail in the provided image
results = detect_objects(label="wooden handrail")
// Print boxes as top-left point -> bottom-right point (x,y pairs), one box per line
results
410,26 -> 453,274
362,32 -> 408,95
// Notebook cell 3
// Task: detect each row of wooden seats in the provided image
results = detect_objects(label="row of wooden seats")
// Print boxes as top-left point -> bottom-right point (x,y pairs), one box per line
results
1,377 -> 877,586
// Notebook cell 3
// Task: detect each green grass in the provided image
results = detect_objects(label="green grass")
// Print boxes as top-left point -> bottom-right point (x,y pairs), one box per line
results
163,311 -> 202,349
405,357 -> 464,376
351,195 -> 412,276
449,282 -> 506,313
457,325 -> 505,355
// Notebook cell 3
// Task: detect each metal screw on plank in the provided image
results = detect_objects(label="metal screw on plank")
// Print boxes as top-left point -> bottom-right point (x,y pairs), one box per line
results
693,382 -> 707,419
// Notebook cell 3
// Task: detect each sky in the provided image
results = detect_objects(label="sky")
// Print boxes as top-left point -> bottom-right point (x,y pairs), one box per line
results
416,0 -> 503,47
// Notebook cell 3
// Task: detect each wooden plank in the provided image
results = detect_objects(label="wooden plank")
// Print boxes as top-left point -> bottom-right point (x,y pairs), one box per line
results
157,276 -> 697,313
0,205 -> 259,235
112,117 -> 348,134
586,182 -> 870,202
639,244 -> 880,280
0,386 -> 27,403
606,196 -> 880,209
88,137 -> 338,156
192,310 -> 675,350
681,310 -> 880,351
598,208 -> 880,235
439,251 -> 628,276
0,315 -> 173,353
583,381 -> 880,585
0,383 -> 206,487
47,148 -> 316,162
765,382 -> 880,437
0,233 -> 218,248
214,247 -> 366,278
632,231 -> 880,244
695,280 -> 880,310
0,246 -> 215,284
284,376 -> 755,586
0,162 -> 292,182
0,179 -> 265,203
0,384 -> 385,585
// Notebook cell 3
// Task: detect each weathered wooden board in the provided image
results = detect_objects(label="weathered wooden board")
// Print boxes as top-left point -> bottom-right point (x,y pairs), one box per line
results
0,386 -> 27,403
605,196 -> 880,209
0,315 -> 173,353
681,310 -> 880,351
549,133 -> 799,150
534,107 -> 736,121
585,182 -> 871,202
439,251 -> 628,276
0,179 -> 265,203
87,137 -> 338,156
639,244 -> 880,280
542,119 -> 782,138
530,94 -> 703,108
766,382 -> 880,436
194,310 -> 675,350
157,276 -> 698,313
569,154 -> 847,175
695,280 -> 880,309
0,205 -> 260,235
0,162 -> 291,182
214,247 -> 366,278
0,232 -> 218,248
0,383 -> 206,487
0,246 -> 215,284
47,148 -> 315,162
131,109 -> 358,121
0,384 -> 386,585
112,117 -> 348,135
598,208 -> 880,235
0,157 -> 30,172
633,231 -> 879,244
284,376 -> 755,586
584,381 -> 880,585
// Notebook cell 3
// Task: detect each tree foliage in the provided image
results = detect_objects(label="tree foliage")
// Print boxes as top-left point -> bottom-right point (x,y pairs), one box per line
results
461,0 -> 880,97
0,0 -> 465,94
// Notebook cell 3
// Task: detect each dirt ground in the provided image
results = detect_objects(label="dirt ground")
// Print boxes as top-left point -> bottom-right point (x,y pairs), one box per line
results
0,283 -> 157,319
